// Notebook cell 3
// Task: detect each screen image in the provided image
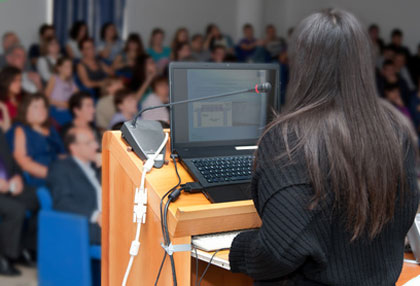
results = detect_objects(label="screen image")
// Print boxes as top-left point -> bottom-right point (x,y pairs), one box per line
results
171,65 -> 278,147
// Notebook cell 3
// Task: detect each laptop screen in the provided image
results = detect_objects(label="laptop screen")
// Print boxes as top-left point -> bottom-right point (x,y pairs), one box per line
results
170,63 -> 280,151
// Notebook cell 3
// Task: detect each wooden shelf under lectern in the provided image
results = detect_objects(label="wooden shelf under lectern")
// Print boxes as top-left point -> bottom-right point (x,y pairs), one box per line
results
101,131 -> 420,286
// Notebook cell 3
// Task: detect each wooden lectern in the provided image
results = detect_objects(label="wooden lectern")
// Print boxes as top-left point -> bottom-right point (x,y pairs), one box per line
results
102,131 -> 420,286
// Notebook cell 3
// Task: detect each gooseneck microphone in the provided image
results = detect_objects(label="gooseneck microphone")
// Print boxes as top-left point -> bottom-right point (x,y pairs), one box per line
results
121,82 -> 272,168
131,82 -> 272,127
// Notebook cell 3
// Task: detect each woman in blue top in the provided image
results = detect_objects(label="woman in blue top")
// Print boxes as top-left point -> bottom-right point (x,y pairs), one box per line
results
9,93 -> 65,187
147,28 -> 171,74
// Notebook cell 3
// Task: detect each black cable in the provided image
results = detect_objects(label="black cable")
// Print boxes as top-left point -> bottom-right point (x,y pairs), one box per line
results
198,249 -> 221,286
154,154 -> 182,286
163,198 -> 177,285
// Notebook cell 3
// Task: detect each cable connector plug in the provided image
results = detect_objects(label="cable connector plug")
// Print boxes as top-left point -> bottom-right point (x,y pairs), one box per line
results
129,240 -> 140,256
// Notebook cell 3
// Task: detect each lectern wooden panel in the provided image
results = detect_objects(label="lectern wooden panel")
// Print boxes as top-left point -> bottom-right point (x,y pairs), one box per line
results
102,131 -> 420,286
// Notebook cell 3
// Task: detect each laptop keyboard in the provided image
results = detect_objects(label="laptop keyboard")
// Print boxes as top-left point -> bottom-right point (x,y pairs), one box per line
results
192,155 -> 254,184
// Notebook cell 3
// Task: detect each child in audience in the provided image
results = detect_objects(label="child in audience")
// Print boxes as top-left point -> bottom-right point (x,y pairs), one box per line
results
112,33 -> 145,72
11,93 -> 65,187
45,57 -> 78,125
37,37 -> 61,83
109,88 -> 138,129
0,66 -> 22,121
171,28 -> 189,59
147,28 -> 171,73
191,34 -> 210,62
141,76 -> 169,125
98,22 -> 123,63
66,21 -> 88,60
96,77 -> 124,131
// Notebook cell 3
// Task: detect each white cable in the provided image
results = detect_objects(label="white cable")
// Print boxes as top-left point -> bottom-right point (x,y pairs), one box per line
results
122,132 -> 169,286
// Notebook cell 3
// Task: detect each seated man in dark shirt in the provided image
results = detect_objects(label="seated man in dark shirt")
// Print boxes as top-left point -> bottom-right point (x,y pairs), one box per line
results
47,127 -> 102,244
0,129 -> 38,276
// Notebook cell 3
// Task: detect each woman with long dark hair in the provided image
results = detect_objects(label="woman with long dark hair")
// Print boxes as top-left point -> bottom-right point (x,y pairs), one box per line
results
229,9 -> 419,285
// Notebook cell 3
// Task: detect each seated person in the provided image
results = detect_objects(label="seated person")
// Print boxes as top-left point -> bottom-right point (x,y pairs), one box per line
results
47,127 -> 101,244
378,60 -> 411,106
384,83 -> 411,120
65,21 -> 88,60
109,88 -> 138,129
141,76 -> 169,125
5,44 -> 42,93
210,45 -> 227,63
173,42 -> 194,61
112,33 -> 144,76
190,34 -> 210,62
0,129 -> 38,276
263,24 -> 286,60
28,24 -> 55,70
147,28 -> 171,74
204,24 -> 235,55
236,23 -> 263,62
61,92 -> 101,153
95,77 -> 124,131
10,93 -> 66,187
97,22 -> 123,63
45,56 -> 78,126
36,37 -> 61,83
76,38 -> 113,94
0,32 -> 20,68
0,66 -> 22,126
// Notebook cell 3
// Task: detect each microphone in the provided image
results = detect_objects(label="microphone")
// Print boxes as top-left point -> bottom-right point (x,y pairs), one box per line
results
121,82 -> 272,168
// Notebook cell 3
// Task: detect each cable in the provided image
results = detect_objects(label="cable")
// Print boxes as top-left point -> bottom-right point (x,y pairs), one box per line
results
154,154 -> 182,286
198,250 -> 221,286
194,247 -> 199,286
122,133 -> 169,286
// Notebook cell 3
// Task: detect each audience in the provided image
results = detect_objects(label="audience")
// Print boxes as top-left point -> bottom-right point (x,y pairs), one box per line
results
48,127 -> 101,244
96,77 -> 124,131
0,129 -> 38,276
204,24 -> 234,55
263,24 -> 286,60
210,45 -> 227,63
98,22 -> 123,63
141,76 -> 170,125
28,24 -> 55,70
394,51 -> 416,91
5,45 -> 42,93
109,88 -> 138,129
76,38 -> 113,94
112,33 -> 145,73
147,28 -> 171,74
190,34 -> 210,62
369,24 -> 385,62
65,21 -> 88,60
173,42 -> 193,61
171,28 -> 189,59
389,29 -> 411,60
379,60 -> 411,106
130,54 -> 157,104
11,93 -> 65,187
45,57 -> 78,126
237,23 -> 263,62
36,37 -> 61,83
0,32 -> 20,67
0,66 -> 22,123
61,92 -> 101,151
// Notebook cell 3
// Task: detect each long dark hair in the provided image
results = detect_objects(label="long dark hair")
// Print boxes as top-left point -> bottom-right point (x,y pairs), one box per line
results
264,9 -> 415,240
124,33 -> 145,57
130,54 -> 151,91
0,66 -> 21,102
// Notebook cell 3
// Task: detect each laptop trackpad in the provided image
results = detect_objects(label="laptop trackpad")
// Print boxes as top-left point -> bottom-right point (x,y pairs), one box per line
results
203,183 -> 252,203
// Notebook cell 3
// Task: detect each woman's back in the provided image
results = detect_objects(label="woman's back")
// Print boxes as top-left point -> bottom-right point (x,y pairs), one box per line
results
229,9 -> 420,285
230,126 -> 418,285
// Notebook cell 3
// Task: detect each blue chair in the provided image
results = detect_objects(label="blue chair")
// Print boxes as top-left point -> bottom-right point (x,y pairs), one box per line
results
37,187 -> 101,286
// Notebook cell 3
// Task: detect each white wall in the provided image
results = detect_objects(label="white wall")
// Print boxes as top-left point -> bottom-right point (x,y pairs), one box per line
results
0,0 -> 49,52
264,0 -> 420,53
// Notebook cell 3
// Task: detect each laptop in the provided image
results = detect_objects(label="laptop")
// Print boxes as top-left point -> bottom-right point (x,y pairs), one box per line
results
169,62 -> 280,203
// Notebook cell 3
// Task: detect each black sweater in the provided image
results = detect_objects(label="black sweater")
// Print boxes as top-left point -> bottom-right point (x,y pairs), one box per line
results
229,127 -> 419,286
